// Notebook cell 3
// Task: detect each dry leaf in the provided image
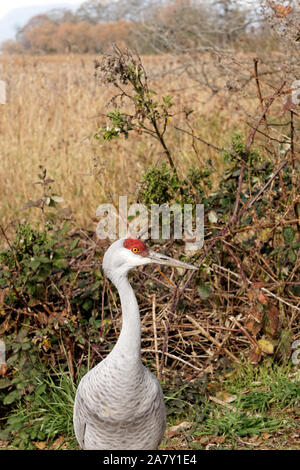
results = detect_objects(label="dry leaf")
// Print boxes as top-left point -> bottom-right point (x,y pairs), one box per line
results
262,433 -> 272,439
216,391 -> 237,403
252,282 -> 266,288
249,345 -> 262,364
37,311 -> 48,327
51,436 -> 65,450
257,290 -> 268,305
208,210 -> 218,224
265,305 -> 280,338
197,435 -> 211,444
203,435 -> 226,447
258,338 -> 274,354
245,317 -> 262,336
268,1 -> 293,18
213,436 -> 226,444
33,441 -> 47,450
0,440 -> 9,448
42,337 -> 51,352
166,421 -> 194,437
275,4 -> 293,18
224,369 -> 236,379
245,309 -> 263,336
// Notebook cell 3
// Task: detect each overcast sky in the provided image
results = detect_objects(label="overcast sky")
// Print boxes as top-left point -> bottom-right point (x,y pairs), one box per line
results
0,0 -> 259,20
0,0 -> 80,20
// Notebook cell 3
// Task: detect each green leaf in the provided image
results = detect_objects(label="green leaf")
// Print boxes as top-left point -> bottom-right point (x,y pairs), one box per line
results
3,390 -> 21,405
288,249 -> 297,263
283,226 -> 295,244
30,430 -> 37,440
83,299 -> 92,311
35,383 -> 46,396
30,259 -> 40,270
0,378 -> 11,389
21,341 -> 32,351
197,284 -> 211,300
78,280 -> 87,288
70,237 -> 80,250
53,258 -> 68,269
0,429 -> 11,440
36,256 -> 51,264
93,269 -> 102,280
71,248 -> 81,257
163,95 -> 172,103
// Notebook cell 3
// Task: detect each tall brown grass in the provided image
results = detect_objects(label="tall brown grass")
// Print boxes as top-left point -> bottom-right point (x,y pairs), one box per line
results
0,53 -> 274,232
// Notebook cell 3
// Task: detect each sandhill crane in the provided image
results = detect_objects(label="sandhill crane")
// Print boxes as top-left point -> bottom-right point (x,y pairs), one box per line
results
73,238 -> 197,450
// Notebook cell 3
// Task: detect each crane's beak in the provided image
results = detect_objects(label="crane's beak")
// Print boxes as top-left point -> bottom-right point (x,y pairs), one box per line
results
147,249 -> 198,270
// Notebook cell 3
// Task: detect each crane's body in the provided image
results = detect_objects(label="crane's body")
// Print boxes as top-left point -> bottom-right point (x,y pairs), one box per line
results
73,238 -> 196,450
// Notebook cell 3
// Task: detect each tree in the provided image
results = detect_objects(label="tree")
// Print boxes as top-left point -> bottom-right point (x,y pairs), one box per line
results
25,20 -> 58,53
54,22 -> 95,53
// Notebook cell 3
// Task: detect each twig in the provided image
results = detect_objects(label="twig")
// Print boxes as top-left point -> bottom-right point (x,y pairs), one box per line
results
177,149 -> 291,304
236,154 -> 290,221
152,294 -> 160,379
229,80 -> 286,226
0,224 -> 20,270
253,58 -> 267,126
224,242 -> 248,286
173,125 -> 224,152
209,395 -> 237,411
211,263 -> 300,313
229,317 -> 259,349
245,80 -> 286,151
142,348 -> 203,372
185,315 -> 240,363
261,287 -> 300,313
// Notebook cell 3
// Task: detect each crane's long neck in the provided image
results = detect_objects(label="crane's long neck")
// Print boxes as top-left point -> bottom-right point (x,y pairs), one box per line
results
112,274 -> 141,361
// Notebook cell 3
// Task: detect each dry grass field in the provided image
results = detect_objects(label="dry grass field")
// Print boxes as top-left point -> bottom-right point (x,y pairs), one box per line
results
0,53 -> 259,233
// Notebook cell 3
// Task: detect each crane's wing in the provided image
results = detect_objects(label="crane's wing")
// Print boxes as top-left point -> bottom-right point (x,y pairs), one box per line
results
73,391 -> 87,449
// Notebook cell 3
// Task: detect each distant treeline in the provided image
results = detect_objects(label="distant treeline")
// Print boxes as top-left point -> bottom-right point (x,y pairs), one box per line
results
1,0 -> 277,54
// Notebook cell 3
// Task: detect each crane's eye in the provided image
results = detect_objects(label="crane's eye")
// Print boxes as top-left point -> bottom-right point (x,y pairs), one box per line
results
131,247 -> 139,254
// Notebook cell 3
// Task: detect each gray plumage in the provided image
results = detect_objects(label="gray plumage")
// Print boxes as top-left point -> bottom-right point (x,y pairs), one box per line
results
73,348 -> 166,449
73,238 -> 196,450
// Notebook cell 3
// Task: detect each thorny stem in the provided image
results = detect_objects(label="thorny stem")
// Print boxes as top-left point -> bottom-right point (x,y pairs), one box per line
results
230,80 -> 286,226
171,80 -> 289,310
290,110 -> 300,232
173,125 -> 224,152
0,224 -> 20,271
151,117 -> 177,172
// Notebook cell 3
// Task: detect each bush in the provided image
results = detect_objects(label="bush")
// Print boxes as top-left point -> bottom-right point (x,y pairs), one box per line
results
0,220 -> 105,412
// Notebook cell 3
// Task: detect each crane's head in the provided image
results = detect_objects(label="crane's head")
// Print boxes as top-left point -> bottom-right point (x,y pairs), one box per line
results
102,238 -> 197,283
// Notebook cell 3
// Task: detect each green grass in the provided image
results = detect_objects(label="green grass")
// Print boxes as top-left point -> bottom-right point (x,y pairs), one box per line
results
163,362 -> 300,449
1,368 -> 79,449
225,362 -> 299,412
196,400 -> 293,439
1,361 -> 299,450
